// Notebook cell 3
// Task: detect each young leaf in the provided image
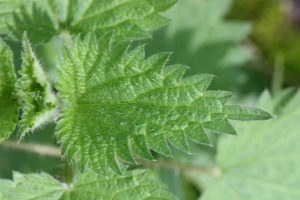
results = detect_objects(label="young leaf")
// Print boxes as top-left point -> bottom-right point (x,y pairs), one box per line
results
56,32 -> 273,175
201,90 -> 300,200
17,33 -> 57,140
0,0 -> 175,43
0,39 -> 18,141
0,169 -> 176,200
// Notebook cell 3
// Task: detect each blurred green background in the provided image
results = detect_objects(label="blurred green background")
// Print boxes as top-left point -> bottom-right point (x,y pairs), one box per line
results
1,0 -> 300,199
144,0 -> 300,199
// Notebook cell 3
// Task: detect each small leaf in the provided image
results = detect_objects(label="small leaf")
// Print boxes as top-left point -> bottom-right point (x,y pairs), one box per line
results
56,32 -> 273,175
0,169 -> 177,200
0,38 -> 18,141
17,33 -> 57,140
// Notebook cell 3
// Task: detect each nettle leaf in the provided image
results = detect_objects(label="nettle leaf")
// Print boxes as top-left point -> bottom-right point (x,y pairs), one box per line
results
0,169 -> 176,200
56,32 -> 273,175
201,90 -> 300,200
17,33 -> 57,140
0,39 -> 18,141
0,0 -> 176,43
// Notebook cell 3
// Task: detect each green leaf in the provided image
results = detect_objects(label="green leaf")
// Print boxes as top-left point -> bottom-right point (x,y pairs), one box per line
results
0,169 -> 176,200
0,172 -> 64,200
0,0 -> 61,43
0,0 -> 26,33
201,90 -> 300,200
17,33 -> 57,140
66,0 -> 171,40
0,0 -> 175,43
9,0 -> 61,44
0,38 -> 18,141
56,32 -> 273,175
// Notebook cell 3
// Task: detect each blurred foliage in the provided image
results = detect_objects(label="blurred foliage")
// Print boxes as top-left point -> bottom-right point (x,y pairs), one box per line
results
145,0 -> 265,97
202,89 -> 300,199
143,0 -> 300,199
228,0 -> 300,85
0,123 -> 62,180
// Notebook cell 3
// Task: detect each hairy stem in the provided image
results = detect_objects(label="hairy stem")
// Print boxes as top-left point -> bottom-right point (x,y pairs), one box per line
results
1,140 -> 61,157
1,140 -> 220,177
64,161 -> 73,185
133,158 -> 221,178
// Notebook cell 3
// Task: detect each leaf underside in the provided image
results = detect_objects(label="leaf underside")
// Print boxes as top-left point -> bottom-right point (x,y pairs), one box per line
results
201,90 -> 300,200
17,33 -> 56,140
0,38 -> 18,141
0,0 -> 177,43
0,169 -> 176,200
56,32 -> 273,175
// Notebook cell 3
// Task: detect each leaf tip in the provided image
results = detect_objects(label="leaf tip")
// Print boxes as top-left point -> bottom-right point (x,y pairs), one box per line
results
22,31 -> 28,40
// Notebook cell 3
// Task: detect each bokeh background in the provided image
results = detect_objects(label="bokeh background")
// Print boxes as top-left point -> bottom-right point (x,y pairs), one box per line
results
1,0 -> 300,199
142,0 -> 300,199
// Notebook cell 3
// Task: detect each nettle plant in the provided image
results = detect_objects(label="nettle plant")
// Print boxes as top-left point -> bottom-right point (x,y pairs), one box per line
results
0,0 -> 273,199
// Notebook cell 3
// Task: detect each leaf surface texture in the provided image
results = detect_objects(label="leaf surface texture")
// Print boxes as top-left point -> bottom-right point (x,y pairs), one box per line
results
56,32 -> 272,175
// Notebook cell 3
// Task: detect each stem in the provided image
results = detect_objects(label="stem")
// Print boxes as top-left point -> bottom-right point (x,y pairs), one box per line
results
1,140 -> 61,157
134,158 -> 221,178
64,161 -> 73,185
1,141 -> 221,177
271,53 -> 284,96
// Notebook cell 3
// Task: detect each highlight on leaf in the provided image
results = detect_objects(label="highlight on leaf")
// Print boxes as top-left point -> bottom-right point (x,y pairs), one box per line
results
56,31 -> 273,175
